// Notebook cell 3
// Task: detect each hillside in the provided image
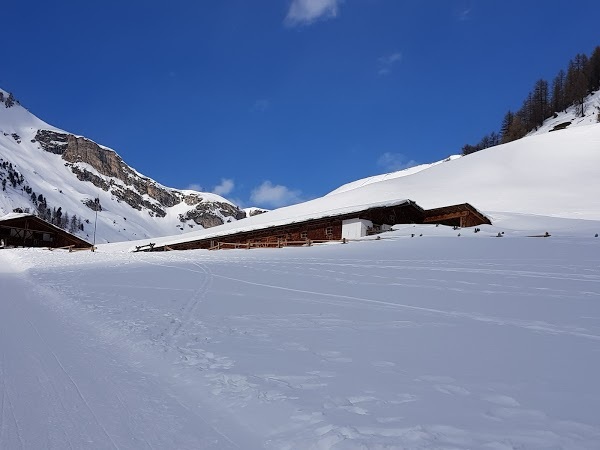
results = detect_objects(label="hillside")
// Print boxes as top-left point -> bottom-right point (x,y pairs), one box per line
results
528,89 -> 600,135
0,89 -> 245,243
329,119 -> 600,221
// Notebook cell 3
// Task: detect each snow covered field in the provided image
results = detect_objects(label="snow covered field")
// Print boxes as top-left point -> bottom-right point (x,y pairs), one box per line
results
2,219 -> 600,449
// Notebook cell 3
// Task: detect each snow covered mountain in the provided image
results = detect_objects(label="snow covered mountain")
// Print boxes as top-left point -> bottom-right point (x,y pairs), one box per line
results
0,89 -> 246,243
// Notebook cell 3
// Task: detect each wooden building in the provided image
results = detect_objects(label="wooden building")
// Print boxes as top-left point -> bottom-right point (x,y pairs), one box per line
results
422,203 -> 491,228
0,213 -> 91,249
140,200 -> 491,252
153,200 -> 425,251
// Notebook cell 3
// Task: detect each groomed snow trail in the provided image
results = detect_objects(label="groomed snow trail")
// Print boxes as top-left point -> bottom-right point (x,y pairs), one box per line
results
2,227 -> 600,449
0,255 -> 256,450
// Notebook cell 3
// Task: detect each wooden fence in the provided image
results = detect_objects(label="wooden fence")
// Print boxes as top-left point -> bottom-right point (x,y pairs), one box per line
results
208,238 -> 347,251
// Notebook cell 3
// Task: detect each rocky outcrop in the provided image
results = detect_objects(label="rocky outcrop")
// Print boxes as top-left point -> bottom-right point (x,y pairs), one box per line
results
69,165 -> 110,191
219,203 -> 247,220
83,198 -> 102,211
183,193 -> 203,206
33,129 -> 245,228
178,202 -> 246,228
249,208 -> 268,217
35,130 -> 180,208
35,130 -> 69,154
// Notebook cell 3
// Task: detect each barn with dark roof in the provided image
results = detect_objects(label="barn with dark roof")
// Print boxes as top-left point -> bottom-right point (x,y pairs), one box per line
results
134,200 -> 491,252
0,213 -> 91,249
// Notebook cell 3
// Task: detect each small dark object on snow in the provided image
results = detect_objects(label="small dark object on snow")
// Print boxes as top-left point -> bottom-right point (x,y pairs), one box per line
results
457,233 -> 461,237
411,233 -> 415,237
497,232 -> 503,237
595,233 -> 599,238
419,234 -> 423,237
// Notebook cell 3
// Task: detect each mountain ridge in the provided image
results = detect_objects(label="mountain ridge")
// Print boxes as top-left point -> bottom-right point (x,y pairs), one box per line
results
0,88 -> 246,243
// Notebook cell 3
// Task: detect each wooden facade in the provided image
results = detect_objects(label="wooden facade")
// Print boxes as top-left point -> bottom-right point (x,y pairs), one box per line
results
422,203 -> 491,228
159,201 -> 425,251
143,201 -> 490,252
0,214 -> 91,249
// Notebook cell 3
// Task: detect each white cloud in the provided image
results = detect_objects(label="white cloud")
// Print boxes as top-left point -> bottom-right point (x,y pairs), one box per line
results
458,7 -> 471,21
250,181 -> 303,208
285,0 -> 342,27
379,53 -> 402,65
378,52 -> 402,76
455,0 -> 472,21
186,183 -> 203,192
251,99 -> 271,112
212,178 -> 235,196
377,152 -> 418,172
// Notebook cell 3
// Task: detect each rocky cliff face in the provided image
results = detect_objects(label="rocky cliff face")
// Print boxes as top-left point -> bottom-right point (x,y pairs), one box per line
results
33,129 -> 245,225
178,199 -> 246,228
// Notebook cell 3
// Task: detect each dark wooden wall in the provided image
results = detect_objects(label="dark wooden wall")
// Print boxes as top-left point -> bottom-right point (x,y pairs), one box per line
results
0,217 -> 90,249
153,202 -> 490,252
163,203 -> 423,251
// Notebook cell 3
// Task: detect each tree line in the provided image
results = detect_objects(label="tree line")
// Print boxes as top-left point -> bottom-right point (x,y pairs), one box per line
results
462,46 -> 600,155
1,158 -> 85,234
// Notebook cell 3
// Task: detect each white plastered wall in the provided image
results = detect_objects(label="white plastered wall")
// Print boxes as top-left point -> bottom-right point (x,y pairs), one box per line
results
342,218 -> 373,239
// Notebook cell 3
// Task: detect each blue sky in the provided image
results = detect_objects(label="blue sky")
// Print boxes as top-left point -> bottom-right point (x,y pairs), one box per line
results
2,0 -> 599,208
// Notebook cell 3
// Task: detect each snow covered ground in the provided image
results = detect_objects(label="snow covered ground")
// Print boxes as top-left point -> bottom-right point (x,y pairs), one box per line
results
2,216 -> 600,449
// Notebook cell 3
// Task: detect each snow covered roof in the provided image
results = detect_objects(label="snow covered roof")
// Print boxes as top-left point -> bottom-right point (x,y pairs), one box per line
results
0,212 -> 33,222
130,195 -> 415,251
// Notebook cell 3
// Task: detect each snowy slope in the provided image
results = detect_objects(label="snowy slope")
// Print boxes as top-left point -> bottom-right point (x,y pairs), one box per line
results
2,225 -> 600,449
326,123 -> 600,220
331,90 -> 600,207
0,88 -> 244,243
328,155 -> 462,196
529,89 -> 600,135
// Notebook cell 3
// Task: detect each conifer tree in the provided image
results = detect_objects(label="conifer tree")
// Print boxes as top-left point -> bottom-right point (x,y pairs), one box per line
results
588,46 -> 600,92
4,93 -> 15,108
504,115 -> 527,143
69,215 -> 79,233
551,70 -> 567,113
565,55 -> 589,117
532,79 -> 550,127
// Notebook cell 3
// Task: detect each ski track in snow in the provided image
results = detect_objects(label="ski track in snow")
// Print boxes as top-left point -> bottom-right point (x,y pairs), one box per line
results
24,316 -> 119,449
2,234 -> 600,449
0,262 -> 253,449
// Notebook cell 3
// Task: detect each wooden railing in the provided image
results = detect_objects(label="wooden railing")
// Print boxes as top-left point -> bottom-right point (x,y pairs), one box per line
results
208,238 -> 346,251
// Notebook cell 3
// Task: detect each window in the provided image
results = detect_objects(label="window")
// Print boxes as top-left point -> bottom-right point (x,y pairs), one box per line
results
10,228 -> 24,238
300,231 -> 308,239
325,227 -> 333,236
